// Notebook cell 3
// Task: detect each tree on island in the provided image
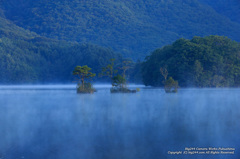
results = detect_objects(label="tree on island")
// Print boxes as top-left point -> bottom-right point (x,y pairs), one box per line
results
160,67 -> 168,81
112,74 -> 126,89
100,59 -> 137,93
110,74 -> 137,93
160,67 -> 178,93
99,58 -> 118,86
120,60 -> 134,79
73,65 -> 96,93
164,77 -> 179,93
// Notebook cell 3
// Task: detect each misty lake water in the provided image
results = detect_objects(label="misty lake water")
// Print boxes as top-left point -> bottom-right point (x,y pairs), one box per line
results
0,85 -> 239,159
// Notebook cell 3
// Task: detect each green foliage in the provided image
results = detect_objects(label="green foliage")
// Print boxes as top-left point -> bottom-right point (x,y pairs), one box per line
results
136,88 -> 140,92
1,1 -> 240,84
77,82 -> 95,94
193,60 -> 203,87
120,60 -> 134,79
0,16 -> 123,84
0,39 -> 122,84
110,87 -> 136,93
110,74 -> 129,93
112,74 -> 126,89
73,65 -> 96,84
99,58 -> 118,85
164,77 -> 178,93
1,0 -> 240,59
0,7 -> 124,84
100,58 -> 137,93
73,65 -> 96,93
110,74 -> 137,93
142,35 -> 240,87
100,58 -> 135,85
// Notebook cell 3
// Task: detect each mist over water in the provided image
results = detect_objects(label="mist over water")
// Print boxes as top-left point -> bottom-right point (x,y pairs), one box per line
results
0,85 -> 239,159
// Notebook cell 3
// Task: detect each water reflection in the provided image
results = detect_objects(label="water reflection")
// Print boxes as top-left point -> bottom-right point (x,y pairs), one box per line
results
0,87 -> 239,159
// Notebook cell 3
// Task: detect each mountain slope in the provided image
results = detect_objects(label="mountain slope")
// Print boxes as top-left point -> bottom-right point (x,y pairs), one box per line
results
198,0 -> 240,24
0,10 -> 123,83
1,0 -> 240,59
0,8 -> 37,40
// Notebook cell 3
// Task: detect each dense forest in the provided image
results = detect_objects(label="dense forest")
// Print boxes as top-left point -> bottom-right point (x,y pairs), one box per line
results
0,13 -> 123,83
199,0 -> 240,24
1,0 -> 240,59
1,1 -> 240,85
0,37 -> 123,84
0,38 -> 123,84
142,36 -> 240,87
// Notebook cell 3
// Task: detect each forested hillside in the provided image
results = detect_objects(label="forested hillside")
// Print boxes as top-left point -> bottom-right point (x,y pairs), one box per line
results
1,1 -> 240,84
142,36 -> 240,87
1,0 -> 240,59
0,38 -> 122,84
199,0 -> 240,24
0,8 -> 36,40
0,9 -> 123,83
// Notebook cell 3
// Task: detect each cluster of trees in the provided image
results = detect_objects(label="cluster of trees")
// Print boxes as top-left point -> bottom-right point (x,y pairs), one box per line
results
73,59 -> 137,93
100,59 -> 137,92
73,65 -> 96,93
142,36 -> 240,87
1,0 -> 240,59
160,67 -> 178,93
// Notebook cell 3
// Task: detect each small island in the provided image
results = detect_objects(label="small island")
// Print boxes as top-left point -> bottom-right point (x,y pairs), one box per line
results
100,59 -> 138,93
73,65 -> 96,94
160,67 -> 179,93
164,77 -> 178,93
110,75 -> 137,93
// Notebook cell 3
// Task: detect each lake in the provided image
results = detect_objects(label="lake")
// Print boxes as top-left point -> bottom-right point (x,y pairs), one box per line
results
0,85 -> 239,159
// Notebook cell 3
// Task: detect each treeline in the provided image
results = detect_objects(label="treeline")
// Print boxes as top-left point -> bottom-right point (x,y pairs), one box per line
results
1,32 -> 240,87
142,36 -> 240,87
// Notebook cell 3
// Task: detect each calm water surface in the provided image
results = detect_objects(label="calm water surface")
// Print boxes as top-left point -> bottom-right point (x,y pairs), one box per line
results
0,85 -> 239,159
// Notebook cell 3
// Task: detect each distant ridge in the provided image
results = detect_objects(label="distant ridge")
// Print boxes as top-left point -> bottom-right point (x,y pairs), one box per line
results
198,0 -> 240,24
1,0 -> 240,59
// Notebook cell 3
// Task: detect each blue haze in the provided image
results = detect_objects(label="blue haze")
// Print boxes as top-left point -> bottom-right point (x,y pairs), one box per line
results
0,85 -> 239,159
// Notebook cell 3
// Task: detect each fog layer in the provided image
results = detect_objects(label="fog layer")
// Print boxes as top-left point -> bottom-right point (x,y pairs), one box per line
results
0,86 -> 239,159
